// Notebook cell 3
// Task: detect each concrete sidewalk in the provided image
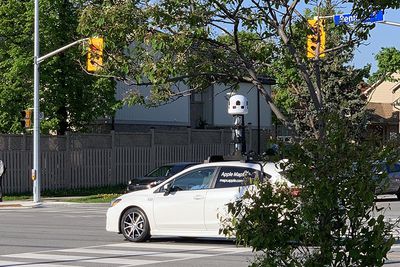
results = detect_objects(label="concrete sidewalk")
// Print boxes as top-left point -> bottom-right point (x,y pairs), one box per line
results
0,196 -> 86,208
0,200 -> 40,208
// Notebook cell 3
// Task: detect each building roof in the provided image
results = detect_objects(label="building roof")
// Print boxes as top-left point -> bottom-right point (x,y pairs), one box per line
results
366,102 -> 398,123
364,73 -> 400,101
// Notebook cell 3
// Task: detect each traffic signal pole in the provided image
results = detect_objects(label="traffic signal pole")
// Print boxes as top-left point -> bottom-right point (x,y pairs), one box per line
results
33,0 -> 40,203
33,0 -> 89,203
378,21 -> 400,27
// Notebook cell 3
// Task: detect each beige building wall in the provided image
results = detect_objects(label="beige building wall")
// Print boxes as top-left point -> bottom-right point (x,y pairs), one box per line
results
367,74 -> 400,109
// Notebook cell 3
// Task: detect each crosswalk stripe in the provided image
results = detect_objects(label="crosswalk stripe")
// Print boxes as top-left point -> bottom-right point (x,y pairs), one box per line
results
0,242 -> 250,267
0,260 -> 25,266
105,242 -> 226,251
212,247 -> 252,253
62,248 -> 155,256
3,252 -> 159,266
86,258 -> 159,266
62,248 -> 214,258
0,260 -> 81,267
4,253 -> 91,261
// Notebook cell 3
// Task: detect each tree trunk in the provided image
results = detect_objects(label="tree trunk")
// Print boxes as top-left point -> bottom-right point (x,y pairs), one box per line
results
57,106 -> 68,135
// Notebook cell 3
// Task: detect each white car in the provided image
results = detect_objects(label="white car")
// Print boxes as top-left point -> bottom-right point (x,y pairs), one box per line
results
106,158 -> 292,242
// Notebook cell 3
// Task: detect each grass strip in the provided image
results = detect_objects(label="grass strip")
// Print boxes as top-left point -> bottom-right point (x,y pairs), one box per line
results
2,184 -> 126,203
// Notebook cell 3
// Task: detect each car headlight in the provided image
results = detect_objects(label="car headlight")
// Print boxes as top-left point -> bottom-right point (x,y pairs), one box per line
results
110,198 -> 122,207
148,180 -> 162,188
128,180 -> 132,185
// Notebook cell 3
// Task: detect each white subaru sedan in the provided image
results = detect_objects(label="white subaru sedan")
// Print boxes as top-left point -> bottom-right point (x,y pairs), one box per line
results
106,159 -> 291,242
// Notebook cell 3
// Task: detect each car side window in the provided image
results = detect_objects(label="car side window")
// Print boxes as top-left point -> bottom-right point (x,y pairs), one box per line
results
387,163 -> 400,173
168,167 -> 216,191
169,164 -> 188,176
146,165 -> 172,177
214,167 -> 260,188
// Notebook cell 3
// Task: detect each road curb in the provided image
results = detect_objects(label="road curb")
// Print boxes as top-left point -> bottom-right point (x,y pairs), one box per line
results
0,203 -> 23,208
0,200 -> 106,209
0,202 -> 43,209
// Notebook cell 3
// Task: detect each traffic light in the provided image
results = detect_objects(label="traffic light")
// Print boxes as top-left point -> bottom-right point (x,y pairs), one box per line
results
307,19 -> 326,59
20,108 -> 33,128
87,37 -> 104,72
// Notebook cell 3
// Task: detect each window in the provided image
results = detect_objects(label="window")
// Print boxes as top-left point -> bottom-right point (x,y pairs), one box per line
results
146,165 -> 174,177
169,167 -> 216,191
215,167 -> 260,188
387,163 -> 400,173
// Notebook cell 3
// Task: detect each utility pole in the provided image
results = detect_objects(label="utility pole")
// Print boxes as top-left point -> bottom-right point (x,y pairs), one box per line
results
32,0 -> 89,203
33,0 -> 40,203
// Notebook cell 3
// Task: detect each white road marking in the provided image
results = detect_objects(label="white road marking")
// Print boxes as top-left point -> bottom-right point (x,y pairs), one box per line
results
0,261 -> 80,267
62,248 -> 155,256
63,248 -> 214,258
3,252 -> 158,266
5,253 -> 91,261
0,260 -> 25,266
106,242 -> 232,251
86,258 -> 159,265
0,241 -> 251,267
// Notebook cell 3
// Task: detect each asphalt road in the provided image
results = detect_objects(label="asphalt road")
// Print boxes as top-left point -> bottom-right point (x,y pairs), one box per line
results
0,196 -> 400,267
0,202 -> 253,267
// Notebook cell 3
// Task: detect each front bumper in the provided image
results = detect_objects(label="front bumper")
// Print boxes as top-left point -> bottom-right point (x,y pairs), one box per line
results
106,206 -> 121,233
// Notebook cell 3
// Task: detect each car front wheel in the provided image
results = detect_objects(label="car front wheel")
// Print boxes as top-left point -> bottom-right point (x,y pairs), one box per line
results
120,207 -> 150,242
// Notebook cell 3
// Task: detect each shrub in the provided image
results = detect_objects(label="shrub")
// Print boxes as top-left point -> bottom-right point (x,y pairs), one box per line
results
221,115 -> 399,266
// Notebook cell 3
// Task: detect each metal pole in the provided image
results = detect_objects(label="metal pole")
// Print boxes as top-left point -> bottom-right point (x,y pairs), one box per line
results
313,15 -> 335,20
38,38 -> 89,63
257,90 -> 260,154
33,0 -> 41,203
378,21 -> 400,27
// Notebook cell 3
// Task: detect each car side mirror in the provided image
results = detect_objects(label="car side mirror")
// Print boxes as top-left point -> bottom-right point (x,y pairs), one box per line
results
163,183 -> 172,196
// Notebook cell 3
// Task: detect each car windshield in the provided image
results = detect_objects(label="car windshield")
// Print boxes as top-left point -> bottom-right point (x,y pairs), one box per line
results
145,165 -> 175,177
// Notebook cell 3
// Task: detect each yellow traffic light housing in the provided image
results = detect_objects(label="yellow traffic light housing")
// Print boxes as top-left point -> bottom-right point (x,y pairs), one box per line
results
20,108 -> 33,128
307,19 -> 326,59
87,37 -> 104,72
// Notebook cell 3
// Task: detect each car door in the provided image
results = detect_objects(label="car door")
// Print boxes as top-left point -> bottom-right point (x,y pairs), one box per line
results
204,166 -> 261,233
153,167 -> 217,232
387,163 -> 400,193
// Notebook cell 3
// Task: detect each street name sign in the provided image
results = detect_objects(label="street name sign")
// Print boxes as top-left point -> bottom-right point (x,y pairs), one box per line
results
334,10 -> 384,25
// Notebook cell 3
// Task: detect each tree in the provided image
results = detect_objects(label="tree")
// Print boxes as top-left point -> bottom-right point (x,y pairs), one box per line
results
77,2 -> 400,265
77,0 -> 398,138
0,0 -> 119,134
369,47 -> 400,85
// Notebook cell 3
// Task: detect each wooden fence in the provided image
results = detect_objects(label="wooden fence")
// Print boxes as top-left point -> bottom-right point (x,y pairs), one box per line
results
0,127 -> 278,194
0,144 -> 230,194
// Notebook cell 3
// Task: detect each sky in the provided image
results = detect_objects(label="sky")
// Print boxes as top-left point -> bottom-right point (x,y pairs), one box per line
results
352,8 -> 400,74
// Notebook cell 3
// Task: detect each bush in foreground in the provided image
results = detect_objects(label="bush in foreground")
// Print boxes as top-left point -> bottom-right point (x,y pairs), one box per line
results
221,116 -> 399,266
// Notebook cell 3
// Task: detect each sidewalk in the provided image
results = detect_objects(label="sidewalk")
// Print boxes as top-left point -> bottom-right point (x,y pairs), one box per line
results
0,196 -> 85,208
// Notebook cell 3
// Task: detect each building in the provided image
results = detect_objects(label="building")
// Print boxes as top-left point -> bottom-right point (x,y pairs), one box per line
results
364,74 -> 400,139
110,80 -> 275,132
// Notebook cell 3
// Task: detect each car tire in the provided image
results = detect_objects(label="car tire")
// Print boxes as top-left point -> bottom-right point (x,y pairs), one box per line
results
397,189 -> 400,201
120,207 -> 150,242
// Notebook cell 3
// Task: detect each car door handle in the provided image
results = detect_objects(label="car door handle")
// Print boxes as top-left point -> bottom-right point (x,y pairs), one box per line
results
193,195 -> 204,200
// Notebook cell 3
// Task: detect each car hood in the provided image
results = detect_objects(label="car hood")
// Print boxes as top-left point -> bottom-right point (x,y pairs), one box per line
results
120,187 -> 155,200
129,176 -> 166,185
